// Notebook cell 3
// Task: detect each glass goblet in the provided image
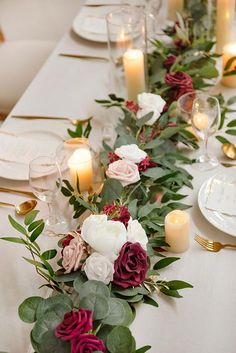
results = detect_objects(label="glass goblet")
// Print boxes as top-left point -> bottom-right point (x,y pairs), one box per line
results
191,94 -> 220,171
29,155 -> 65,233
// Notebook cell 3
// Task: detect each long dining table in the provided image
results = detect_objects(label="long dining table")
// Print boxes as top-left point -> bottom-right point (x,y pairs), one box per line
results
1,2 -> 236,353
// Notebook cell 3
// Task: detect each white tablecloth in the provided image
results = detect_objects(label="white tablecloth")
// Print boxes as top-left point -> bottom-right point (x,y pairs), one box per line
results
1,4 -> 236,353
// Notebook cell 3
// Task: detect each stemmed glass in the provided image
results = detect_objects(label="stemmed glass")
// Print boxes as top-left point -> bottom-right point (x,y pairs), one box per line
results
29,155 -> 66,234
191,94 -> 220,171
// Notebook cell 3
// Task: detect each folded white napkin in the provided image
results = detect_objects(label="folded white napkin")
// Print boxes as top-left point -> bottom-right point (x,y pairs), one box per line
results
0,133 -> 58,165
205,178 -> 236,216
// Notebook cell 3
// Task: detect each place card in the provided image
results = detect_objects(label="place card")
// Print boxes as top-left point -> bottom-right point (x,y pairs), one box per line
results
205,178 -> 236,216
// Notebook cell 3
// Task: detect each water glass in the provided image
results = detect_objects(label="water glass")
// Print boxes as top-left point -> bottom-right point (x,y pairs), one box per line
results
191,94 -> 220,170
29,156 -> 64,231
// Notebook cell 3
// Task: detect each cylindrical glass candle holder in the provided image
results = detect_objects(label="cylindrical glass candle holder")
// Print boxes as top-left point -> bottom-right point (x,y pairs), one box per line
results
106,6 -> 147,102
215,0 -> 235,53
56,138 -> 104,196
222,42 -> 236,87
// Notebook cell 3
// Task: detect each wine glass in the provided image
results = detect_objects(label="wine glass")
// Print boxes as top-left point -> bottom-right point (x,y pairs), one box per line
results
29,155 -> 66,233
191,94 -> 220,170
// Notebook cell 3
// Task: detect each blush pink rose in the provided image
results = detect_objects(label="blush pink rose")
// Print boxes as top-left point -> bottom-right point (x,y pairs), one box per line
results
55,309 -> 92,341
106,159 -> 140,187
62,236 -> 89,274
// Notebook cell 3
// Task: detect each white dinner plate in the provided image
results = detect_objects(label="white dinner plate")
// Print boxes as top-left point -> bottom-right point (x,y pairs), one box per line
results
0,130 -> 63,181
72,7 -> 115,43
198,171 -> 236,237
72,5 -> 139,43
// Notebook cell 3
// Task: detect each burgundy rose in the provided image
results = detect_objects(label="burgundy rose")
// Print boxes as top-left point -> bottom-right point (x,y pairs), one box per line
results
125,100 -> 139,113
113,242 -> 148,288
163,54 -> 177,69
71,333 -> 106,353
55,309 -> 92,341
108,152 -> 120,164
62,234 -> 74,248
165,71 -> 194,100
103,204 -> 131,228
138,156 -> 157,172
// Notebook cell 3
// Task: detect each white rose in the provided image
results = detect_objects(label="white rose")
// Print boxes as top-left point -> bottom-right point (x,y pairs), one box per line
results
127,219 -> 148,250
137,92 -> 166,126
62,237 -> 88,274
81,214 -> 127,257
81,214 -> 107,240
106,159 -> 140,187
84,252 -> 114,284
115,144 -> 147,164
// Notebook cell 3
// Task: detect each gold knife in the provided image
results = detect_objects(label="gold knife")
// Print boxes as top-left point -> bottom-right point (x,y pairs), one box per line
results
0,187 -> 35,198
59,53 -> 109,62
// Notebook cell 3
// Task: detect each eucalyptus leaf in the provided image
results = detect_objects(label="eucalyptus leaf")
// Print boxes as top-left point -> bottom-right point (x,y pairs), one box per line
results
77,280 -> 110,299
18,296 -> 44,323
167,280 -> 193,290
37,330 -> 70,353
80,293 -> 110,320
143,296 -> 159,308
102,298 -> 134,326
36,294 -> 73,320
1,237 -> 26,245
32,310 -> 66,344
128,199 -> 138,218
106,326 -> 136,353
30,222 -> 45,242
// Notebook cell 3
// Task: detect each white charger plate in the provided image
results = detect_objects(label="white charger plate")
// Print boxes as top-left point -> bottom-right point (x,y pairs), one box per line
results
198,171 -> 236,237
0,130 -> 63,181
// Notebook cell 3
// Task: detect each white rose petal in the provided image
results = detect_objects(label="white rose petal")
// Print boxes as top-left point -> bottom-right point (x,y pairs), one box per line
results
127,219 -> 148,250
81,214 -> 107,240
137,92 -> 166,126
106,159 -> 140,187
84,252 -> 114,285
81,215 -> 127,257
115,144 -> 147,164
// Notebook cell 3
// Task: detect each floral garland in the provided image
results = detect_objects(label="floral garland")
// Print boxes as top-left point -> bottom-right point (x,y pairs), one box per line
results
3,10 -> 236,353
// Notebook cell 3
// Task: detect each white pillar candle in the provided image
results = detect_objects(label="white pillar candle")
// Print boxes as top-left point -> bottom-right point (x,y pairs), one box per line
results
68,148 -> 93,192
216,0 -> 235,54
168,0 -> 184,22
192,112 -> 209,130
165,210 -> 190,253
123,49 -> 146,102
222,42 -> 236,87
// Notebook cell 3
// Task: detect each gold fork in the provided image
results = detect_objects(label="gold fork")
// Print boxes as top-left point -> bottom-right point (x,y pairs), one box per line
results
195,234 -> 236,252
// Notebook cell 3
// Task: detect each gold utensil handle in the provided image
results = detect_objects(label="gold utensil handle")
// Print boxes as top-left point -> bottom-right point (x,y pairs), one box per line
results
11,115 -> 69,121
0,201 -> 14,207
0,187 -> 35,197
221,163 -> 236,167
224,244 -> 236,249
59,54 -> 109,62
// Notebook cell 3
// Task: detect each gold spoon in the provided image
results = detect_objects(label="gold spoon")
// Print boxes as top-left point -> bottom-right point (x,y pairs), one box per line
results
11,115 -> 93,126
222,143 -> 236,160
0,200 -> 37,215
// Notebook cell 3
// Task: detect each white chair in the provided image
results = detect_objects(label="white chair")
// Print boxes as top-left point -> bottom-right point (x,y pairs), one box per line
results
0,0 -> 83,116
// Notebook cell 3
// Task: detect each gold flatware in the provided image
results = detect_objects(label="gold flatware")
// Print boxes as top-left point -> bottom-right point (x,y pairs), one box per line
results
195,234 -> 236,252
0,187 -> 35,198
220,162 -> 236,168
59,53 -> 109,62
59,53 -> 123,65
11,115 -> 93,126
0,199 -> 37,215
84,3 -> 141,7
222,143 -> 236,160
